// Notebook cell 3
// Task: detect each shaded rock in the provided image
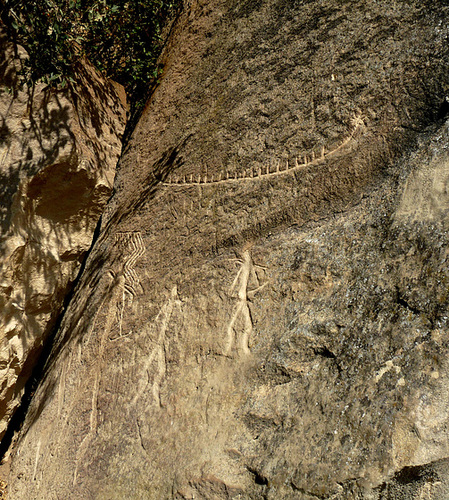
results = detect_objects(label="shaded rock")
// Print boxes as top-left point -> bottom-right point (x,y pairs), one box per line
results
6,1 -> 449,499
0,27 -> 127,442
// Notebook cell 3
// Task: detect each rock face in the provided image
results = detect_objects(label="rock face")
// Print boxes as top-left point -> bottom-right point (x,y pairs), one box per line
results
0,29 -> 127,442
5,0 -> 449,498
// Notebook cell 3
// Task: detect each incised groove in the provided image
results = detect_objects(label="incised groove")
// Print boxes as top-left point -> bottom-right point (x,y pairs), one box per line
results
224,248 -> 267,357
162,114 -> 365,187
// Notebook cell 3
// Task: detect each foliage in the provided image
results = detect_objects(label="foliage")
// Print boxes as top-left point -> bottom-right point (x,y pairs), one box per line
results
0,0 -> 179,105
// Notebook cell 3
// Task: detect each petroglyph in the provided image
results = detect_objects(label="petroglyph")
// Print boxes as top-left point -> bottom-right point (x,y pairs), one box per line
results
162,114 -> 365,187
57,357 -> 71,418
114,231 -> 146,336
72,236 -> 145,485
131,286 -> 182,408
114,231 -> 146,299
225,249 -> 267,356
32,439 -> 41,482
74,281 -> 123,486
374,359 -> 401,383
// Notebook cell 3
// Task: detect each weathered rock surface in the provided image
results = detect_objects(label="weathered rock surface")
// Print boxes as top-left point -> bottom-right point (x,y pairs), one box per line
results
0,29 -> 127,442
6,0 -> 449,498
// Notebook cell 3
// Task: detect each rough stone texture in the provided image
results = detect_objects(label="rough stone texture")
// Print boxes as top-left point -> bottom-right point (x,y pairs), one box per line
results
6,0 -> 449,499
0,29 -> 127,442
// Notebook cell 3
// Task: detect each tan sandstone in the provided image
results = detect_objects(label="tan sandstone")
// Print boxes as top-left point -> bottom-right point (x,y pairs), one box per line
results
5,1 -> 449,499
0,27 -> 127,443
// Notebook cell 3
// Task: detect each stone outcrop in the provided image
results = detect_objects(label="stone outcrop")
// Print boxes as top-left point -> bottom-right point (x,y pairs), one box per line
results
0,29 -> 127,442
5,1 -> 449,498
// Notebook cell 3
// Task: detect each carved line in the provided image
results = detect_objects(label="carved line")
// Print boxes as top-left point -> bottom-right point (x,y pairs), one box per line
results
225,250 -> 267,356
131,286 -> 180,408
124,232 -> 145,273
74,282 -> 122,486
113,231 -> 145,337
57,357 -> 71,418
162,115 -> 365,187
33,439 -> 41,482
114,231 -> 145,303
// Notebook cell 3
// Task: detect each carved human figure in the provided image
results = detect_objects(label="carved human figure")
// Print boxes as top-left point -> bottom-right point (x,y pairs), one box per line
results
225,249 -> 267,356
